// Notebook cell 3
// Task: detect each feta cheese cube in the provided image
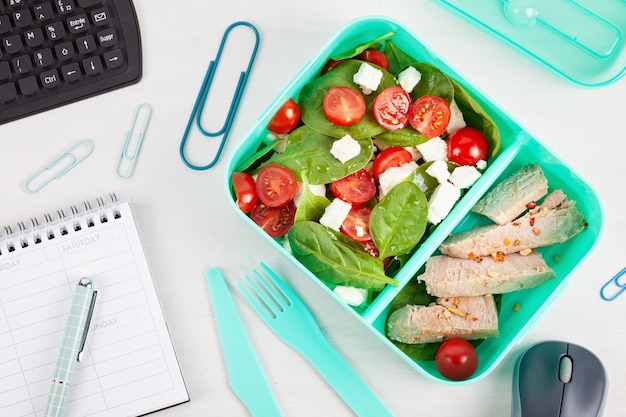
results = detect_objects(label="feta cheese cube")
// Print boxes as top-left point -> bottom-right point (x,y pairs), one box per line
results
378,161 -> 418,197
319,198 -> 352,231
333,285 -> 368,306
425,159 -> 450,184
428,181 -> 461,224
353,63 -> 383,95
416,137 -> 448,162
476,159 -> 488,170
446,99 -> 466,134
330,134 -> 361,164
449,165 -> 481,189
397,66 -> 422,94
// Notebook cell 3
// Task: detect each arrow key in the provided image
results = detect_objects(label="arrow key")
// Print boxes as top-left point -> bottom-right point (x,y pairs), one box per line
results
61,62 -> 81,82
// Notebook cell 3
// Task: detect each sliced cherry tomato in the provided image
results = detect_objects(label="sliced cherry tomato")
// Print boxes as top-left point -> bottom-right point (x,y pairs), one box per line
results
249,202 -> 296,238
372,86 -> 411,131
330,169 -> 376,205
231,172 -> 258,213
268,98 -> 300,134
255,164 -> 297,208
357,49 -> 390,71
340,205 -> 373,243
372,147 -> 413,179
435,338 -> 479,381
321,59 -> 344,74
323,86 -> 366,126
447,127 -> 489,166
407,95 -> 451,138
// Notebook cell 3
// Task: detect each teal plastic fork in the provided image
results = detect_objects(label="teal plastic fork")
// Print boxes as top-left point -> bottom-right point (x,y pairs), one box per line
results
238,263 -> 394,417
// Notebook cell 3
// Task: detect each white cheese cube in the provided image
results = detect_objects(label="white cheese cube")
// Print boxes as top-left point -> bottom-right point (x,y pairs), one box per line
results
428,181 -> 461,224
425,159 -> 450,184
293,182 -> 327,206
446,99 -> 466,134
378,161 -> 418,197
397,66 -> 422,94
333,285 -> 368,306
330,134 -> 361,164
416,137 -> 448,162
449,165 -> 481,189
476,159 -> 488,170
353,63 -> 383,95
319,198 -> 352,231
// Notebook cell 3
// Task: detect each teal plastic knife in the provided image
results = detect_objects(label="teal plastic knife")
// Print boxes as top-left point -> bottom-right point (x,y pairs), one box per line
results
205,268 -> 282,416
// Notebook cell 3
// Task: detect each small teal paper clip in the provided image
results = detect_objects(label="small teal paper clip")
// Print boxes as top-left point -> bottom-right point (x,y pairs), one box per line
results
179,21 -> 260,171
22,139 -> 93,194
115,103 -> 152,180
600,267 -> 626,301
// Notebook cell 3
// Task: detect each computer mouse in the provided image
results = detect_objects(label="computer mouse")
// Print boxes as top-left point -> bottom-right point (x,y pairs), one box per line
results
511,341 -> 608,417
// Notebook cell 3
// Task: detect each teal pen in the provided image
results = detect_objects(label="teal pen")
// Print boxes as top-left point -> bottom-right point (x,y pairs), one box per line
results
44,278 -> 98,417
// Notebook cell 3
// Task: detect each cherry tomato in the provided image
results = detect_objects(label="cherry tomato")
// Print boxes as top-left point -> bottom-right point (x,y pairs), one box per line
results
435,338 -> 479,381
321,59 -> 344,74
249,202 -> 296,238
231,172 -> 258,213
357,49 -> 390,71
372,86 -> 412,131
268,98 -> 300,134
323,86 -> 366,126
407,95 -> 451,138
255,164 -> 297,208
372,147 -> 413,179
340,205 -> 373,243
330,169 -> 376,205
447,127 -> 489,166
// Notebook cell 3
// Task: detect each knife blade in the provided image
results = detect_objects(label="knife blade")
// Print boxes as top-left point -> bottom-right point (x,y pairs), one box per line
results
205,268 -> 282,416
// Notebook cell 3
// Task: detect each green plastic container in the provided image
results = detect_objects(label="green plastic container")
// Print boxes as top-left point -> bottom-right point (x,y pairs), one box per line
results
436,0 -> 626,87
225,16 -> 602,385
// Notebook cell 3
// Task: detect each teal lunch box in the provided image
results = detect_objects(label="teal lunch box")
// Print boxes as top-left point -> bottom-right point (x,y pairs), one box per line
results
225,16 -> 602,385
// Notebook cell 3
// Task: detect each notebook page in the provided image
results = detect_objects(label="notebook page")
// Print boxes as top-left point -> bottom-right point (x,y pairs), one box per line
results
0,200 -> 188,417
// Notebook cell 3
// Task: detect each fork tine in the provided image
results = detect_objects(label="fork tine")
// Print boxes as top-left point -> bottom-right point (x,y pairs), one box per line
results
237,276 -> 277,322
258,262 -> 293,306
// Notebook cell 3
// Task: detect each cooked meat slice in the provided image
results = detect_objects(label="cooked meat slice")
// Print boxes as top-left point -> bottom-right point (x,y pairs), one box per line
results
440,198 -> 586,258
386,295 -> 499,344
471,164 -> 548,225
539,189 -> 566,210
418,252 -> 556,297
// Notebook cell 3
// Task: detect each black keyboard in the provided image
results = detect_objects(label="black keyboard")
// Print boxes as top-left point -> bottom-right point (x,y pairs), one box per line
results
0,0 -> 141,125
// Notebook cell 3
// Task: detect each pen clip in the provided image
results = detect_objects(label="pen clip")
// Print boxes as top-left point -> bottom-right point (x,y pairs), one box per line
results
77,278 -> 98,362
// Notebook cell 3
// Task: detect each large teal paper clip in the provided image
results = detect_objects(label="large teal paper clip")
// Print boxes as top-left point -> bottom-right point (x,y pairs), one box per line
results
179,21 -> 260,171
22,139 -> 94,194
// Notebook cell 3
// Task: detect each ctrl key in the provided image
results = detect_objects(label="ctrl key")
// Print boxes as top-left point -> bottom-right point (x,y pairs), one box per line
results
0,82 -> 18,103
40,69 -> 61,89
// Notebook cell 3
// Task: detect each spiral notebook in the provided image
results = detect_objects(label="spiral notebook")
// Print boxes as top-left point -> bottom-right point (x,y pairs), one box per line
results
0,196 -> 189,417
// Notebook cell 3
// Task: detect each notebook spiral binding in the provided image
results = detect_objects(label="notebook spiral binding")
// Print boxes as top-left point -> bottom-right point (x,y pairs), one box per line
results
1,193 -> 122,257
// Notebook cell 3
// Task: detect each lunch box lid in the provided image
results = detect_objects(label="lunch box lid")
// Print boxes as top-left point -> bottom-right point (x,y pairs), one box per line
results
436,0 -> 626,87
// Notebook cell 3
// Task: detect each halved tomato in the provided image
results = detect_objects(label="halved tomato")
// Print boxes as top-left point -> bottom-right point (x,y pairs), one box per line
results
340,205 -> 372,243
357,49 -> 390,71
255,164 -> 297,207
372,86 -> 412,131
372,147 -> 413,179
323,86 -> 366,126
330,169 -> 376,205
407,95 -> 451,138
249,202 -> 296,238
231,172 -> 257,213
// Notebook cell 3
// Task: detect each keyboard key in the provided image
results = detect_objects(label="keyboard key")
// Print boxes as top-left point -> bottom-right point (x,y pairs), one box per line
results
77,0 -> 103,7
3,34 -> 23,54
55,41 -> 75,60
12,54 -> 31,74
18,75 -> 39,95
54,0 -> 75,14
34,48 -> 54,67
76,34 -> 96,53
0,15 -> 11,35
12,8 -> 32,28
61,62 -> 81,82
103,48 -> 123,69
40,69 -> 60,88
91,7 -> 109,25
6,0 -> 25,7
0,82 -> 17,102
45,21 -> 65,40
24,28 -> 45,48
82,55 -> 102,75
67,13 -> 89,33
97,28 -> 116,48
34,3 -> 55,21
0,61 -> 10,80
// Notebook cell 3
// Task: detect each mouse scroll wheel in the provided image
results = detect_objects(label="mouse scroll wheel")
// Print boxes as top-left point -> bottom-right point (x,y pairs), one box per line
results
559,355 -> 573,383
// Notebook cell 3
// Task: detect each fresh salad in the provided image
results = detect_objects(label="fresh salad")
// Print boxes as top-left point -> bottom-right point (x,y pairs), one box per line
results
231,34 -> 500,309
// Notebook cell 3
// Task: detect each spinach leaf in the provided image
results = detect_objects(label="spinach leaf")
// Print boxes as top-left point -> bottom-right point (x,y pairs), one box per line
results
370,182 -> 428,260
407,62 -> 454,104
410,161 -> 459,199
374,128 -> 429,147
287,221 -> 397,291
294,174 -> 330,223
261,126 -> 373,185
330,32 -> 395,60
235,136 -> 279,172
384,39 -> 416,75
299,60 -> 397,139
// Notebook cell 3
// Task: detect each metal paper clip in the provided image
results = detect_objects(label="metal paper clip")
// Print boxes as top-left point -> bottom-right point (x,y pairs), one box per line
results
179,21 -> 260,171
600,267 -> 626,301
22,139 -> 94,194
115,103 -> 152,180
